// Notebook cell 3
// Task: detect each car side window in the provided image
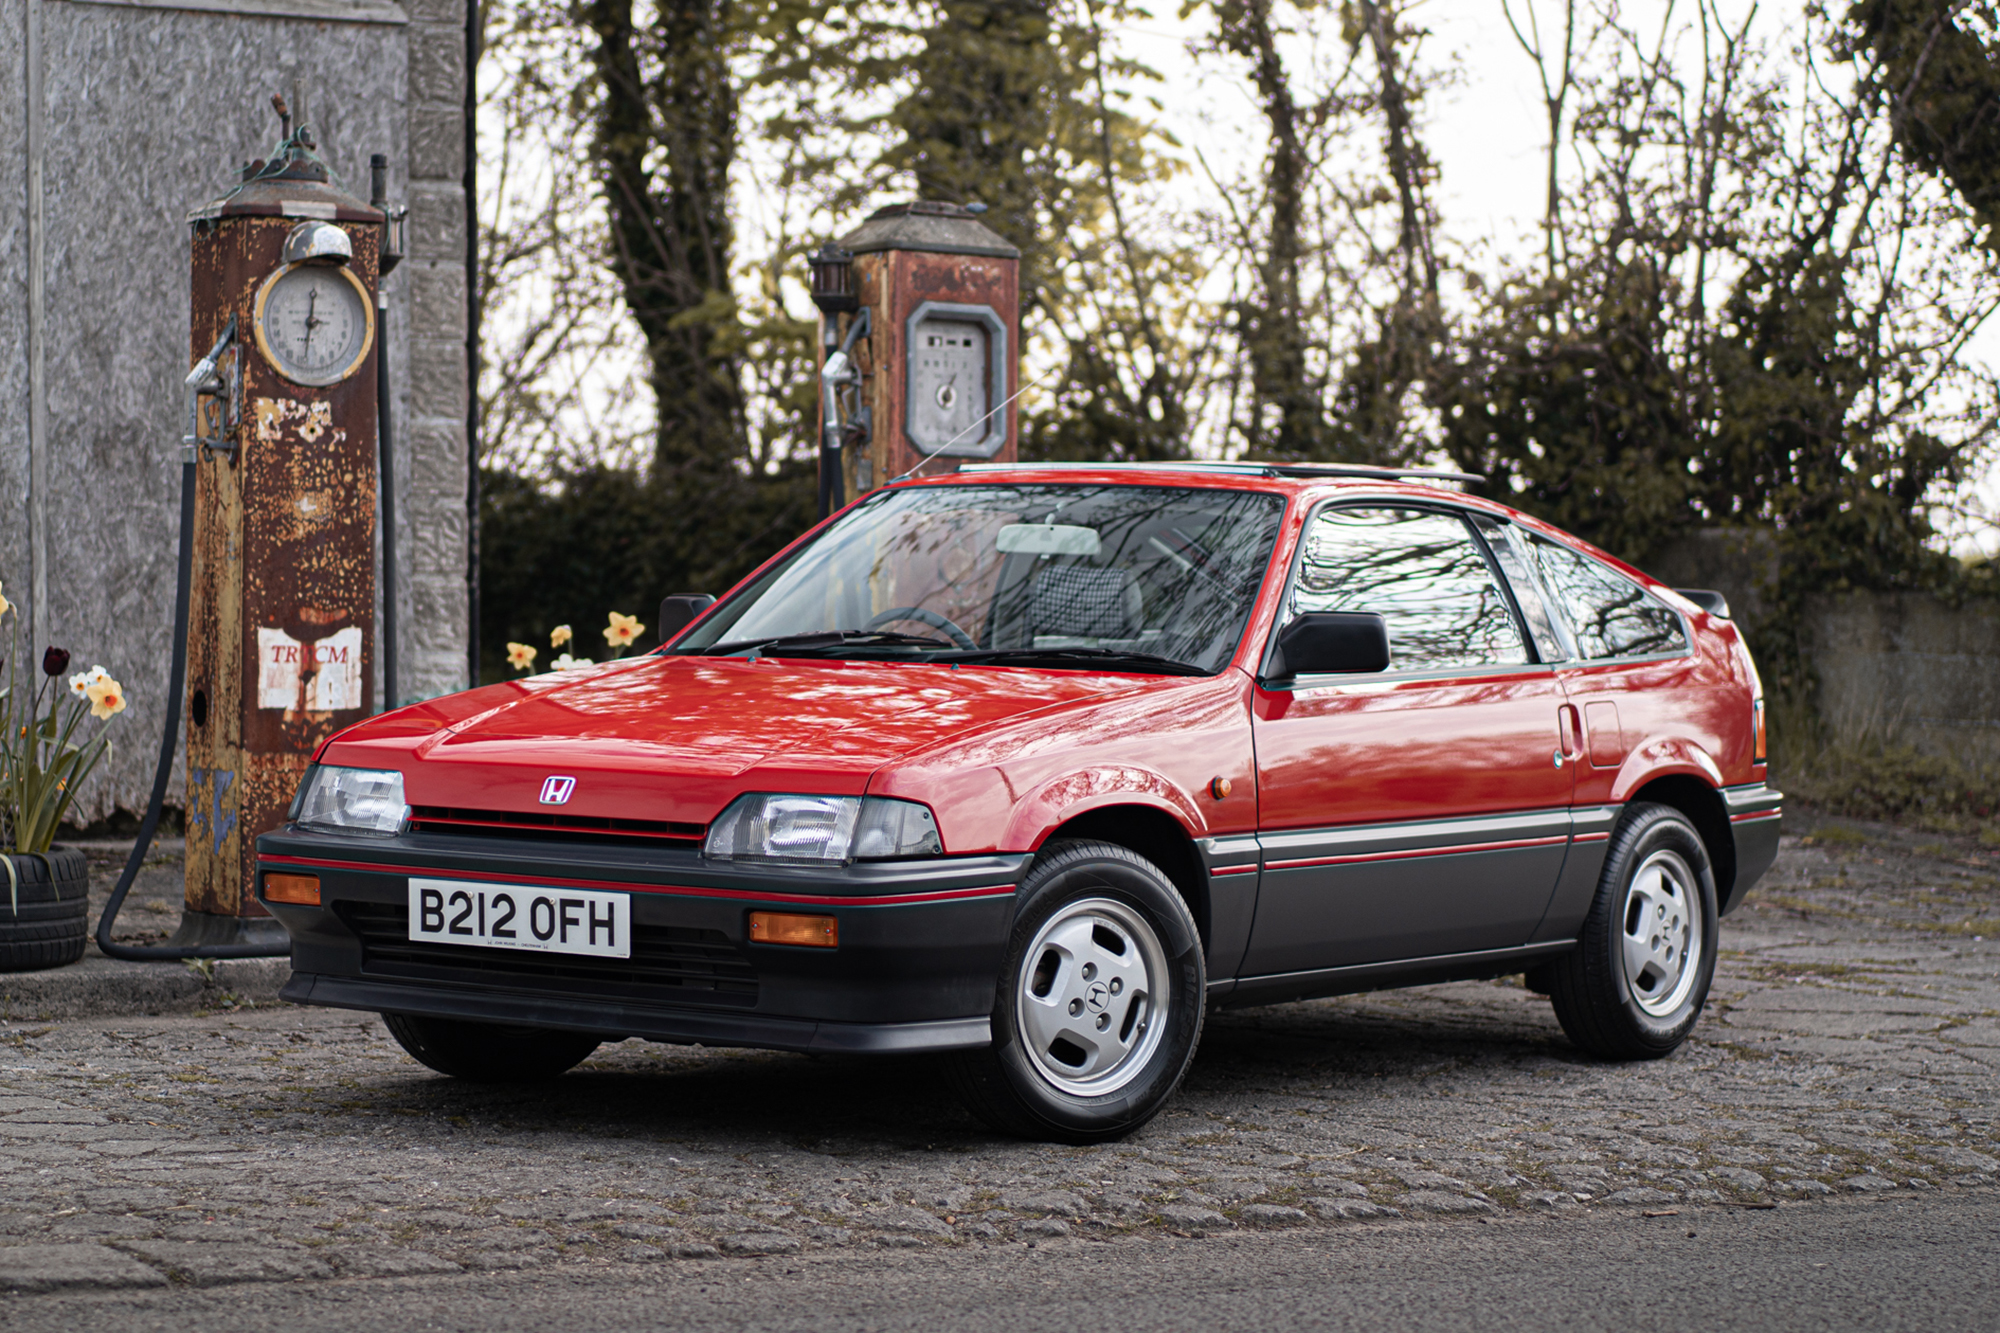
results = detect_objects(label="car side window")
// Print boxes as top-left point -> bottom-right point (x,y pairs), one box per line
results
1291,507 -> 1530,673
1469,515 -> 1568,662
1525,534 -> 1688,659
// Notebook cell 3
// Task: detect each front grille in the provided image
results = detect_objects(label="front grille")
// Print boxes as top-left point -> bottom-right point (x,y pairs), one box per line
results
407,805 -> 705,850
338,901 -> 758,1005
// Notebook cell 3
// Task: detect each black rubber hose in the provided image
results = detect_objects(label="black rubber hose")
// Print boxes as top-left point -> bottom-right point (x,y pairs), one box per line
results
95,457 -> 289,960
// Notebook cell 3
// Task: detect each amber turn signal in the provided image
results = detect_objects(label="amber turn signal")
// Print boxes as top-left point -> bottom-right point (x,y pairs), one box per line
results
263,872 -> 320,906
748,911 -> 838,948
1753,699 -> 1767,765
1209,776 -> 1232,800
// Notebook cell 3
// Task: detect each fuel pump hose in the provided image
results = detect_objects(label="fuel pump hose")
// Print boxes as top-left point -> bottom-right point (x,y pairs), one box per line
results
94,457 -> 289,960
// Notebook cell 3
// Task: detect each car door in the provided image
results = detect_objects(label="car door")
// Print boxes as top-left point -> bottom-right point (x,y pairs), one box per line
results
1501,528 -> 1701,933
1241,504 -> 1576,976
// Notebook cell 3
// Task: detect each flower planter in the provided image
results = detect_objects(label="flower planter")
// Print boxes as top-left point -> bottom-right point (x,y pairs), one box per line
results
0,846 -> 90,972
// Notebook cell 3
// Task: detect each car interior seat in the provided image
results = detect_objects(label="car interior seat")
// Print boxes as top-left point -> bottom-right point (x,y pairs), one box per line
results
1029,565 -> 1143,643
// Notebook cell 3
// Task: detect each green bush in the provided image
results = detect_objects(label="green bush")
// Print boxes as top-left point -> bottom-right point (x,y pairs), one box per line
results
477,460 -> 815,684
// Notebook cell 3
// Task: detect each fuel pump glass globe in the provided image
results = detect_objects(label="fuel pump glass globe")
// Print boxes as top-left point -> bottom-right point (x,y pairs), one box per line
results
252,263 -> 374,388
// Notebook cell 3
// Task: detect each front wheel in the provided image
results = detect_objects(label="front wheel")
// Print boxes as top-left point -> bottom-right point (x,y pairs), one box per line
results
945,840 -> 1205,1143
382,1012 -> 602,1081
1546,802 -> 1719,1059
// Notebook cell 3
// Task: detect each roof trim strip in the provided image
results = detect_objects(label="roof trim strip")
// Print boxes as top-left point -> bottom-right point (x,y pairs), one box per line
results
954,461 -> 1486,484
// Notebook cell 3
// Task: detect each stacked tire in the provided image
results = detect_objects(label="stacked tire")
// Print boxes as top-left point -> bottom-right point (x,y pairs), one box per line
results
0,847 -> 90,972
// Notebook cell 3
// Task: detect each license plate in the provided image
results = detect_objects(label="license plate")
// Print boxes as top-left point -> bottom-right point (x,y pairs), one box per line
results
408,879 -> 631,959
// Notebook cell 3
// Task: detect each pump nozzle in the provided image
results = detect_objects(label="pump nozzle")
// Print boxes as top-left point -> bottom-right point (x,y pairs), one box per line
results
184,316 -> 237,391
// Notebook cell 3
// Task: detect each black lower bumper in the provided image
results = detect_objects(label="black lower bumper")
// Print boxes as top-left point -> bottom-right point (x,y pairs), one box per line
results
280,971 -> 992,1053
255,827 -> 1026,1053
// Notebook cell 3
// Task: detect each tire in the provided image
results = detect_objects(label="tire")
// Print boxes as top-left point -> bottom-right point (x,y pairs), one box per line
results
945,839 -> 1205,1144
381,1012 -> 602,1082
0,848 -> 89,973
1547,802 -> 1719,1060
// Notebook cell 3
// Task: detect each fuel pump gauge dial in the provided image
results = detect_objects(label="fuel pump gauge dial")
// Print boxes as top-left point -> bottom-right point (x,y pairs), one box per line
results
251,262 -> 375,388
903,301 -> 1009,459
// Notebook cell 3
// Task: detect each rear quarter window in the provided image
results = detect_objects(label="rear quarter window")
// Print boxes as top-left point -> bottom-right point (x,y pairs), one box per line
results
1526,535 -> 1688,659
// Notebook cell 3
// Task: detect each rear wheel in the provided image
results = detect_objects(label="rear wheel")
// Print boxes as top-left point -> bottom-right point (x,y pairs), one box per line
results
1546,802 -> 1718,1059
381,1012 -> 601,1081
946,840 -> 1204,1143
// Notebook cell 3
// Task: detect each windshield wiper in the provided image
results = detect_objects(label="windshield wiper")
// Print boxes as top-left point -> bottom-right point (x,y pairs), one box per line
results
937,647 -> 1208,676
701,630 -> 948,657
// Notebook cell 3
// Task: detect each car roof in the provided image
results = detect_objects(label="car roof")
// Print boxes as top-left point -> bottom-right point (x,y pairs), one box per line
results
896,460 -> 1494,507
898,460 -> 1682,597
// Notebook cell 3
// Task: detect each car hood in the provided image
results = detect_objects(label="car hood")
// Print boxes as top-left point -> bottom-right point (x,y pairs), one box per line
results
319,654 -> 1143,826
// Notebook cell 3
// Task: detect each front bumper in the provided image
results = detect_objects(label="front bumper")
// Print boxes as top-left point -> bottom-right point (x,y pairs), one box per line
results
255,826 -> 1027,1054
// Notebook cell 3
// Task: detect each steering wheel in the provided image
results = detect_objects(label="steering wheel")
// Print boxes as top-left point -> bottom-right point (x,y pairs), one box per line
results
864,606 -> 978,650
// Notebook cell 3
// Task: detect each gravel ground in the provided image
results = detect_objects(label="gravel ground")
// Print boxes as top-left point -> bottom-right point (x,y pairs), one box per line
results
2,810 -> 1996,1295
76,839 -> 187,947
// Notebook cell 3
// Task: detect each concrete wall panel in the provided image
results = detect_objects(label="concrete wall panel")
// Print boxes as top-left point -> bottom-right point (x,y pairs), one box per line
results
0,0 -> 27,614
1806,592 -> 2000,766
1,0 -> 467,826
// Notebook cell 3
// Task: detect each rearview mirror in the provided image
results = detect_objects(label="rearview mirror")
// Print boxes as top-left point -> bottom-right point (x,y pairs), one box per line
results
658,594 -> 716,645
996,523 -> 1102,557
1267,612 -> 1390,679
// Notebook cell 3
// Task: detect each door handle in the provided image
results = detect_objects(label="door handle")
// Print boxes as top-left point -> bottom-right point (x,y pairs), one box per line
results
1557,703 -> 1583,767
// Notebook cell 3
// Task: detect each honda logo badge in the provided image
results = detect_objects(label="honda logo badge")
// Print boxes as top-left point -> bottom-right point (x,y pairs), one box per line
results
539,776 -> 576,806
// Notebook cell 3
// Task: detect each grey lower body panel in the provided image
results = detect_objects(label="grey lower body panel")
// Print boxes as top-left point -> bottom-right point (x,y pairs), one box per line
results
281,972 -> 993,1055
1533,804 -> 1618,943
1242,808 -> 1574,974
1215,939 -> 1576,1009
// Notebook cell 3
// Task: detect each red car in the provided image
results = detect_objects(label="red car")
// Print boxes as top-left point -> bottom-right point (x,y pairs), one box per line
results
257,463 -> 1780,1142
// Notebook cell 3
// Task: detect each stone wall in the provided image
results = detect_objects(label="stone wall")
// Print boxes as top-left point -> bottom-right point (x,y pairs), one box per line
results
0,0 -> 469,824
1646,529 -> 2000,766
1803,593 -> 2000,767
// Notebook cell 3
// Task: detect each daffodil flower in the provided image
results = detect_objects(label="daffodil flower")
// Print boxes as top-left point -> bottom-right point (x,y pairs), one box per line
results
0,581 -> 10,618
86,675 -> 127,720
506,642 -> 538,672
68,672 -> 91,698
603,612 -> 644,648
550,625 -> 573,648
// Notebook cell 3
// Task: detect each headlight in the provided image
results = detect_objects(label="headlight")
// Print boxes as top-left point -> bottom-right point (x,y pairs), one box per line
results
704,794 -> 942,863
294,765 -> 408,836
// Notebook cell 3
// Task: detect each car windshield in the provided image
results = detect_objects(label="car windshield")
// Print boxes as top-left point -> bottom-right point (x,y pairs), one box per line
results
673,483 -> 1289,674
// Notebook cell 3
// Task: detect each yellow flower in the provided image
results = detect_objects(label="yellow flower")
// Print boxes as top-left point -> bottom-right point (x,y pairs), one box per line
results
603,612 -> 644,647
550,624 -> 573,648
0,581 -> 9,617
506,642 -> 537,672
85,675 -> 127,720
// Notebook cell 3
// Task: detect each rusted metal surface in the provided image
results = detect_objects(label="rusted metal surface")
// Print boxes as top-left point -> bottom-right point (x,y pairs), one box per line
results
830,221 -> 1021,500
184,199 -> 380,919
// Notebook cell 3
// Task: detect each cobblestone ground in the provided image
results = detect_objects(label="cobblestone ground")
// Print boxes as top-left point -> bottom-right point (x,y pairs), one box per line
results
3,812 -> 1997,1294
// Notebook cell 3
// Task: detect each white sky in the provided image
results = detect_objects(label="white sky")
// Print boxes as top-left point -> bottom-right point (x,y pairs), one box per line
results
1097,0 -> 2000,556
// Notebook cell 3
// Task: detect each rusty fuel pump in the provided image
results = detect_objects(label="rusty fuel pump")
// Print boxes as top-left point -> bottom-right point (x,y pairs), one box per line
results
98,97 -> 397,958
662,201 -> 1023,640
808,202 -> 1022,516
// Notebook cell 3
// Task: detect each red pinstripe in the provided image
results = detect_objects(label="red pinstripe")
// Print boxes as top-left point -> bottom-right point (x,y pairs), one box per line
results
257,853 -> 1016,908
1264,833 -> 1570,872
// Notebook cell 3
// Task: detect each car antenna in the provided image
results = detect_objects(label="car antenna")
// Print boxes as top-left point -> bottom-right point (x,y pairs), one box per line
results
889,364 -> 1062,484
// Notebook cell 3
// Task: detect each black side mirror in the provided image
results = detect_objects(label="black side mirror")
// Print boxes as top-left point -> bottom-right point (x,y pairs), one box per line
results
1267,612 -> 1390,679
658,594 -> 716,646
